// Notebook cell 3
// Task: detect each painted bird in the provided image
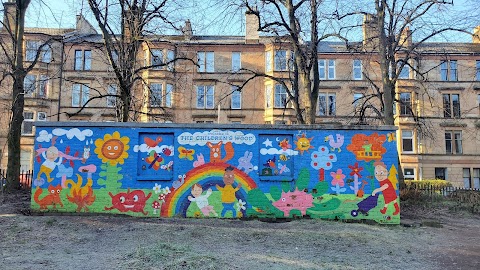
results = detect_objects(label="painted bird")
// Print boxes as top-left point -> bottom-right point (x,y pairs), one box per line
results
144,136 -> 163,148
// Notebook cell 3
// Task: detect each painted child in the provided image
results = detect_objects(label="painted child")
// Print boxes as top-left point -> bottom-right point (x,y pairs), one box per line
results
37,146 -> 63,182
216,166 -> 242,218
372,161 -> 400,215
188,184 -> 218,217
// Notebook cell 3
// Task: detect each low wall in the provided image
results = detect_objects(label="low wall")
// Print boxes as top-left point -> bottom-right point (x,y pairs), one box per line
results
31,123 -> 400,224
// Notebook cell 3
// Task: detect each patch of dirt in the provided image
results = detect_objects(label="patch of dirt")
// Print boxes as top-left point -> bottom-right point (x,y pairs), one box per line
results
1,191 -> 479,270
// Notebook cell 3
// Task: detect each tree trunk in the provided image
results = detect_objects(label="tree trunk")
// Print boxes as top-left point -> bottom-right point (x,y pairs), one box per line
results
6,0 -> 30,191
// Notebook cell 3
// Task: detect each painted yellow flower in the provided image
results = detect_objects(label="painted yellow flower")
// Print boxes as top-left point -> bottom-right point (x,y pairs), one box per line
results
94,131 -> 130,165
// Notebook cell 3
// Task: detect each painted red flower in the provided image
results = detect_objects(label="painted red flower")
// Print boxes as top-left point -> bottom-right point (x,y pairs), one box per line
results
348,162 -> 363,178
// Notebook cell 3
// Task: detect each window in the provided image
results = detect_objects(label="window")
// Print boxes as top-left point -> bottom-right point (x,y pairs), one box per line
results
473,168 -> 480,189
445,131 -> 462,154
398,63 -> 410,79
353,93 -> 364,110
165,84 -> 173,108
231,86 -> 241,109
22,111 -> 34,135
232,52 -> 241,72
265,85 -> 272,108
41,46 -> 52,63
318,59 -> 335,80
197,51 -> 214,72
443,93 -> 460,118
399,92 -> 412,116
151,49 -> 164,69
196,85 -> 214,109
107,84 -> 117,107
440,60 -> 457,81
478,94 -> 480,115
25,40 -> 39,62
463,168 -> 471,188
318,93 -> 336,116
265,51 -> 272,72
74,50 -> 91,71
37,112 -> 47,121
435,168 -> 447,180
150,83 -> 163,107
353,59 -> 362,80
38,75 -> 48,98
274,50 -> 287,71
401,130 -> 414,153
72,83 -> 90,107
20,150 -> 32,171
167,50 -> 174,71
24,74 -> 36,97
274,84 -> 287,108
404,168 -> 415,180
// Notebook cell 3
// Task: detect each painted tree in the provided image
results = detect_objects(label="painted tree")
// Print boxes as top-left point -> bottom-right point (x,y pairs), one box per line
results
0,0 -> 58,191
86,0 -> 190,122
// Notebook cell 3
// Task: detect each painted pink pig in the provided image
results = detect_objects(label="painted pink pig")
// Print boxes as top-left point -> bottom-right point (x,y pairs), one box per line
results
272,188 -> 313,217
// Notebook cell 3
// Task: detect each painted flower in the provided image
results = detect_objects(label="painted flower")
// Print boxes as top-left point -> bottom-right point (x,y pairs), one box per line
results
348,162 -> 363,178
236,199 -> 246,211
331,169 -> 346,187
194,211 -> 202,218
153,183 -> 162,194
162,186 -> 171,194
94,131 -> 130,165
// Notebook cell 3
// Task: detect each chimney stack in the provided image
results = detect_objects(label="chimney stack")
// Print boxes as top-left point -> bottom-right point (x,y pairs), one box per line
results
363,14 -> 379,50
245,8 -> 259,44
182,20 -> 193,40
399,27 -> 412,48
474,26 -> 480,43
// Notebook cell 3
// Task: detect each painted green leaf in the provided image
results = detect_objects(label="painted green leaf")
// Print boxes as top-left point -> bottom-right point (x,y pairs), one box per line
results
314,181 -> 329,196
295,168 -> 310,190
309,197 -> 341,212
281,181 -> 292,192
270,186 -> 282,201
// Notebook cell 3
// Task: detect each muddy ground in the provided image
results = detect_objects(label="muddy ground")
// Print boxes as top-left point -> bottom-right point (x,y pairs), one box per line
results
1,190 -> 479,270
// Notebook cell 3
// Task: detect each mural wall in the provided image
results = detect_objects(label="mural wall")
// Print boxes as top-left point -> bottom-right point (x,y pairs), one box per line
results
31,123 -> 400,224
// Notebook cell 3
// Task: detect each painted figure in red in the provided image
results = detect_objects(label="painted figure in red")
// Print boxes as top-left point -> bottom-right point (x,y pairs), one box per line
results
105,189 -> 152,215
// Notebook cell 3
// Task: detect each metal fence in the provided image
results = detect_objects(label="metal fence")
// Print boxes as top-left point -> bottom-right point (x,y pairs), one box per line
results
0,169 -> 34,190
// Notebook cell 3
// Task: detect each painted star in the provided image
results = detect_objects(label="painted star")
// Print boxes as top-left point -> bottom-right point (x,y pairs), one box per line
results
263,138 -> 273,147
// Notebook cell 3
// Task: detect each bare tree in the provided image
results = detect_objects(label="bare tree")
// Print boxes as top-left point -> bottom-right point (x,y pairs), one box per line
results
0,0 -> 59,191
234,0 -> 342,124
337,0 -> 474,126
85,0 -> 190,122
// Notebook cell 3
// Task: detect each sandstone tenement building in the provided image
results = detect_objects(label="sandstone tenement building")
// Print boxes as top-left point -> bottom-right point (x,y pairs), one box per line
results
1,3 -> 479,187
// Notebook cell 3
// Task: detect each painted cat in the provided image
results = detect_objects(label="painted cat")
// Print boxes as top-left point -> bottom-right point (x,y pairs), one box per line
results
34,185 -> 63,210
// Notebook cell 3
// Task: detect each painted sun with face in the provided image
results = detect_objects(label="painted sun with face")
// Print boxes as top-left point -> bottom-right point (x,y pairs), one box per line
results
295,133 -> 314,155
94,131 -> 130,165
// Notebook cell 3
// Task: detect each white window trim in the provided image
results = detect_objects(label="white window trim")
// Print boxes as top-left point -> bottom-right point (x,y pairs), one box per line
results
328,59 -> 336,80
231,86 -> 241,109
353,59 -> 362,80
403,168 -> 416,180
196,85 -> 215,109
232,52 -> 241,72
401,129 -> 414,153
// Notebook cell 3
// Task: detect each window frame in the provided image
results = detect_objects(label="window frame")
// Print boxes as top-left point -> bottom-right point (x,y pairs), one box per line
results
473,168 -> 480,189
463,168 -> 471,188
476,60 -> 480,81
107,84 -> 117,108
440,60 -> 458,81
231,52 -> 241,72
74,50 -> 92,71
25,40 -> 39,62
435,168 -> 447,180
445,130 -> 462,154
165,84 -> 173,108
150,83 -> 163,107
401,130 -> 414,153
443,93 -> 461,118
328,59 -> 336,80
274,84 -> 288,108
197,51 -> 214,73
265,51 -> 272,72
403,168 -> 416,180
353,59 -> 362,80
274,50 -> 287,71
265,85 -> 273,108
318,93 -> 336,116
72,83 -> 90,107
196,85 -> 215,109
24,74 -> 37,97
22,111 -> 35,135
399,92 -> 412,116
231,86 -> 242,109
150,49 -> 164,69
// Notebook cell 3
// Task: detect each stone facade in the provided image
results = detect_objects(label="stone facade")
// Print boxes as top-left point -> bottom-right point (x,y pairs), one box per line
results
1,7 -> 479,188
